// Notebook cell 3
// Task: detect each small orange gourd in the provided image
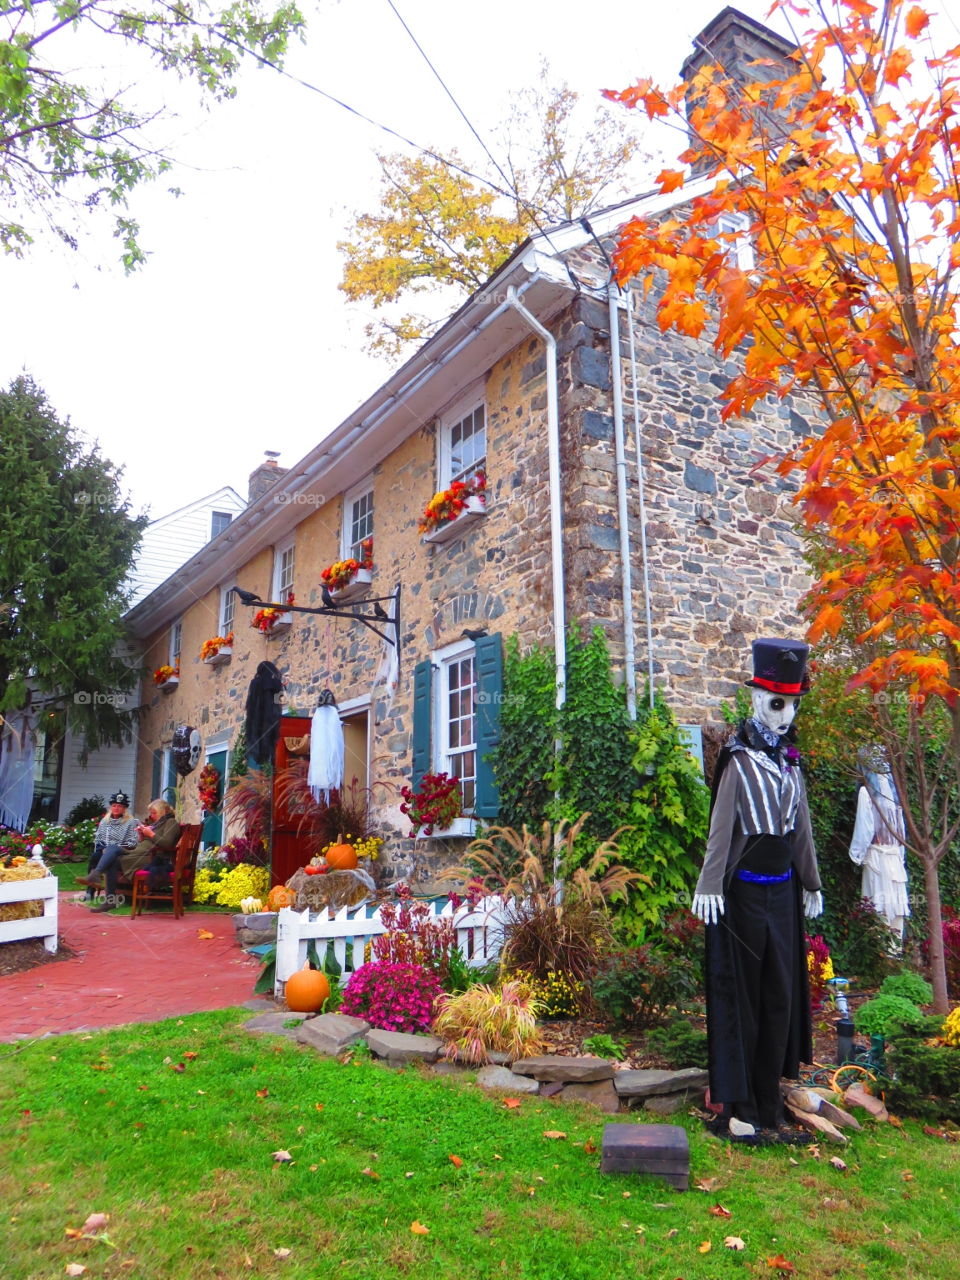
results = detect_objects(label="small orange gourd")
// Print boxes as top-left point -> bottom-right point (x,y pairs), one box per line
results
325,841 -> 358,871
284,963 -> 330,1013
266,884 -> 297,911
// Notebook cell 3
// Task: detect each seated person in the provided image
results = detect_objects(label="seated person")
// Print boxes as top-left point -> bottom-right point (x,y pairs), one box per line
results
78,792 -> 139,899
92,798 -> 181,913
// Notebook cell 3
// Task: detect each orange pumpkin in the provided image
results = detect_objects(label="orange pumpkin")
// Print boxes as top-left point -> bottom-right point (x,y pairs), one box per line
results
266,884 -> 297,911
325,842 -> 358,871
284,963 -> 331,1013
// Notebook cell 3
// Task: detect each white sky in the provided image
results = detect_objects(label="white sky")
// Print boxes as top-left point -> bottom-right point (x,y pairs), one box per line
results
0,0 -> 791,518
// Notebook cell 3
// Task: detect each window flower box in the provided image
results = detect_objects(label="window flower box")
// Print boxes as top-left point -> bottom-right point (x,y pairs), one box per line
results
153,664 -> 179,692
203,645 -> 233,667
330,567 -> 373,604
252,608 -> 294,636
200,632 -> 234,665
158,675 -> 180,692
421,494 -> 486,545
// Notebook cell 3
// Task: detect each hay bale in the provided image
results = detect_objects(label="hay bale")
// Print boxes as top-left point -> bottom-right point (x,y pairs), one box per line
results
0,863 -> 49,921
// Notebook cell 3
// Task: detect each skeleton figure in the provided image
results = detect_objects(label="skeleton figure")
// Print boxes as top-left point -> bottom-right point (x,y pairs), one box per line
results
849,745 -> 909,938
692,639 -> 824,1135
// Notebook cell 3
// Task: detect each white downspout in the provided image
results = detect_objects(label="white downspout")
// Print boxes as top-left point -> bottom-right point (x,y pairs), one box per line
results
625,287 -> 656,709
608,286 -> 638,720
504,286 -> 566,712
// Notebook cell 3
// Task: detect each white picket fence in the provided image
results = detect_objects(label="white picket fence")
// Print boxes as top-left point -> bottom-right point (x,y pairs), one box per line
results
0,875 -> 59,953
274,895 -> 507,998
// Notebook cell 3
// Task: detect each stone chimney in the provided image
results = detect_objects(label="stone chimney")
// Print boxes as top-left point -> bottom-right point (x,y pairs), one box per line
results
248,451 -> 288,503
681,7 -> 800,174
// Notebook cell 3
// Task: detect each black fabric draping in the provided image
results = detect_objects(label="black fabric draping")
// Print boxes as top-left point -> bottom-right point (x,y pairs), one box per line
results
245,661 -> 283,767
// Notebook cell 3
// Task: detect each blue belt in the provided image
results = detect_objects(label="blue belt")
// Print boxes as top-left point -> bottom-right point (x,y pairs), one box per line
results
736,868 -> 793,884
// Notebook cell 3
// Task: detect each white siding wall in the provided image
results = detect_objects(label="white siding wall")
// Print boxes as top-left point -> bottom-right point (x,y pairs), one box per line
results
127,488 -> 246,608
56,676 -> 141,823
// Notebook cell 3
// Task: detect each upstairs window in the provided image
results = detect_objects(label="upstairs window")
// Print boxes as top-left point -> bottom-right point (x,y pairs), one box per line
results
169,619 -> 182,668
716,211 -> 755,271
343,483 -> 374,560
211,510 -> 232,539
219,582 -> 235,635
440,394 -> 486,488
273,539 -> 295,601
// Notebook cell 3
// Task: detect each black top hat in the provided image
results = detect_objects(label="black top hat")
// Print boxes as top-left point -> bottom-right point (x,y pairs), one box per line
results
745,638 -> 811,695
109,791 -> 130,807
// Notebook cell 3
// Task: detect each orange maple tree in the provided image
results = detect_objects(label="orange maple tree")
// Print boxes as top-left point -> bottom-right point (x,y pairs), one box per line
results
606,0 -> 960,1010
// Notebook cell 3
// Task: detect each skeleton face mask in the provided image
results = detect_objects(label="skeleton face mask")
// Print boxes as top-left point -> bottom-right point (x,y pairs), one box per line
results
751,689 -> 801,736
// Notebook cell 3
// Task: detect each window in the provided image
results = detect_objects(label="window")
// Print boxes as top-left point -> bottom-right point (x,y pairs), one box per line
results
716,211 -> 755,271
439,648 -> 477,813
169,619 -> 182,667
211,510 -> 232,539
343,483 -> 374,560
440,394 -> 486,488
219,582 -> 235,635
273,539 -> 295,601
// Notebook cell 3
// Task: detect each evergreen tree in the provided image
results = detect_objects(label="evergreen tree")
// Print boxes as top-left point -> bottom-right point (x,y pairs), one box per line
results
0,376 -> 147,753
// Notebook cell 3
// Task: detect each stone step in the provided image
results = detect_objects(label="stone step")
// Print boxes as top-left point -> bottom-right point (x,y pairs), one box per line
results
365,1028 -> 444,1064
511,1055 -> 616,1082
614,1067 -> 709,1098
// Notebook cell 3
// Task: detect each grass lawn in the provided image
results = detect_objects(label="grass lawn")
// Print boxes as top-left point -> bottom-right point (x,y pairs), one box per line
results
1,1010 -> 957,1279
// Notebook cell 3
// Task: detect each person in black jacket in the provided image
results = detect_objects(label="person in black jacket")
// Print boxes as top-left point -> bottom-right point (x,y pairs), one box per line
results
692,639 -> 823,1136
246,661 -> 283,768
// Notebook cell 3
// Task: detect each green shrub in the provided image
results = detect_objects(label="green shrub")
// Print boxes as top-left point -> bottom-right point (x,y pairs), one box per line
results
644,1015 -> 709,1070
828,899 -> 896,987
854,993 -> 926,1038
885,1018 -> 960,1123
64,796 -> 107,825
582,1033 -> 626,1061
880,971 -> 933,1007
591,925 -> 701,1030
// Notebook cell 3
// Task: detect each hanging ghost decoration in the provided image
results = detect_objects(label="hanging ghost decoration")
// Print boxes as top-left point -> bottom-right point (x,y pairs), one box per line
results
308,689 -> 344,805
172,724 -> 203,776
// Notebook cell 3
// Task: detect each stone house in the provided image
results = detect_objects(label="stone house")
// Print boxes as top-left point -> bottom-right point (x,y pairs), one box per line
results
123,8 -> 818,877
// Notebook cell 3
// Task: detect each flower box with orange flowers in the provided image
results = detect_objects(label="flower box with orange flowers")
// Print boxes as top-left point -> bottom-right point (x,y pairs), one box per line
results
153,664 -> 179,692
252,594 -> 295,636
420,474 -> 487,544
201,632 -> 234,665
322,538 -> 374,603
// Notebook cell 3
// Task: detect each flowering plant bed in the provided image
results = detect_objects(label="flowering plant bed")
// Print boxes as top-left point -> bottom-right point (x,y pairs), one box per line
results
200,632 -> 234,663
153,663 -> 179,689
399,771 -> 462,836
419,473 -> 487,541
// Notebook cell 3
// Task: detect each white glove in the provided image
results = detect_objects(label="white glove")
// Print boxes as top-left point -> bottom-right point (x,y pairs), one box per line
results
803,890 -> 824,918
692,893 -> 725,925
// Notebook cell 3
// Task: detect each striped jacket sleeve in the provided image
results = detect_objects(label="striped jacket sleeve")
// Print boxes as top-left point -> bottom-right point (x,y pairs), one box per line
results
695,757 -> 741,897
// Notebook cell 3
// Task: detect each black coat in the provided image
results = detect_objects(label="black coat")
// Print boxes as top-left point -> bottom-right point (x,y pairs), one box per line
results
246,661 -> 283,768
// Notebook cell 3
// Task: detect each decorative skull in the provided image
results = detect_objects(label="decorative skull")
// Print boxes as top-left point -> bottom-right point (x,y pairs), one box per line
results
172,724 -> 203,776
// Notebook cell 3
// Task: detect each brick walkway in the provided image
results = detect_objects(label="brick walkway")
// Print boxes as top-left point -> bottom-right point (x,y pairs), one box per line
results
0,893 -> 262,1042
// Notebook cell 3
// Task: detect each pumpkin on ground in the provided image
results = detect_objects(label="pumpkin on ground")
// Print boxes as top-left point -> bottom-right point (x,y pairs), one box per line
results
284,963 -> 331,1013
325,842 -> 358,872
266,884 -> 297,911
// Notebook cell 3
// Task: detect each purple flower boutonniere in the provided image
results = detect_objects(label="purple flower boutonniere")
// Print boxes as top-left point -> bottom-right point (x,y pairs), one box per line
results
784,744 -> 801,768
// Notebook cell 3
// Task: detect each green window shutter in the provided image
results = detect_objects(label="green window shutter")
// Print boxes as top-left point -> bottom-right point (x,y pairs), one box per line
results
474,632 -> 503,819
411,660 -> 433,792
151,749 -> 162,799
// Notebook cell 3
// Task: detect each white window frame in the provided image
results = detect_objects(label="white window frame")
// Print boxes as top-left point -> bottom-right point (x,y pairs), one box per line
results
169,619 -> 183,668
716,211 -> 755,271
430,637 -> 479,836
341,480 -> 375,561
272,538 -> 295,602
211,510 -> 232,540
219,581 -> 236,636
438,386 -> 486,490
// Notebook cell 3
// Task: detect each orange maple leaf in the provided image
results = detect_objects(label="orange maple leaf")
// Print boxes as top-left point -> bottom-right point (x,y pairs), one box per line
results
448,1154 -> 463,1168
767,1255 -> 797,1273
502,1098 -> 522,1109
905,6 -> 929,37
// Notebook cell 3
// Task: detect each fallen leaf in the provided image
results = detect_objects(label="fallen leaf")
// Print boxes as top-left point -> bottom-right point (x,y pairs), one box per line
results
698,1240 -> 712,1253
695,1177 -> 720,1192
272,1150 -> 293,1163
410,1221 -> 430,1235
621,1191 -> 631,1199
493,1154 -> 502,1160
81,1213 -> 110,1233
888,1114 -> 904,1128
136,1085 -> 149,1091
273,1248 -> 291,1259
197,929 -> 215,939
315,1103 -> 324,1112
361,1168 -> 380,1180
725,1236 -> 746,1250
788,1157 -> 799,1166
65,1266 -> 87,1276
767,1254 -> 797,1273
901,1170 -> 914,1181
182,1051 -> 199,1060
169,1063 -> 186,1073
542,1130 -> 567,1140
502,1098 -> 522,1109
243,1254 -> 253,1268
830,1156 -> 847,1171
807,1144 -> 821,1159
448,1154 -> 463,1168
64,1228 -> 84,1239
710,1203 -> 732,1218
666,1228 -> 679,1238
584,1138 -> 597,1154
405,1172 -> 414,1179
256,1088 -> 270,1098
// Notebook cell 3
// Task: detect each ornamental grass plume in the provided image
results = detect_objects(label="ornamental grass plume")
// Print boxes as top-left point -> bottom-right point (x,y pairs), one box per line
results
432,978 -> 544,1065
